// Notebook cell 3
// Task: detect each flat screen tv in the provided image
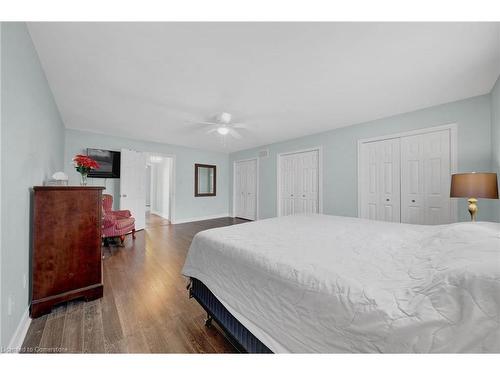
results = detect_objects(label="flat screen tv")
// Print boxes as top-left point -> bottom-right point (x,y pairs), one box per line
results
86,148 -> 121,178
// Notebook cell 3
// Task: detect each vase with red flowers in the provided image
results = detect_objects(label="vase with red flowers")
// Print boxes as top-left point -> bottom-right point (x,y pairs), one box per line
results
73,154 -> 100,186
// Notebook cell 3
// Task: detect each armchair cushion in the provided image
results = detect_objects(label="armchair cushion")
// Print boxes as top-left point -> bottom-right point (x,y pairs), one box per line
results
115,217 -> 135,230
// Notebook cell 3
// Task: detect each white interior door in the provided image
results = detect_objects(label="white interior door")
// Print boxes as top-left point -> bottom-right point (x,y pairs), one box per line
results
120,149 -> 146,230
359,138 -> 401,222
401,130 -> 451,224
279,149 -> 320,216
400,134 -> 425,224
294,150 -> 319,214
245,159 -> 257,220
279,153 -> 295,216
234,162 -> 245,218
360,141 -> 379,220
234,159 -> 257,220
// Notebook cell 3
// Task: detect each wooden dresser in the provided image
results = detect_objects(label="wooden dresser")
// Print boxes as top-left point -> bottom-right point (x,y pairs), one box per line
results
31,186 -> 104,318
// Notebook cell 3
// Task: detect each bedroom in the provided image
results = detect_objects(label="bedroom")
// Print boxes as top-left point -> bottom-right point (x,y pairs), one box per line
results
1,0 -> 500,372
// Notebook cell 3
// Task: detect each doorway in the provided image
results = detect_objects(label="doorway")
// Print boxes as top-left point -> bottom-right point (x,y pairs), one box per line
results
145,153 -> 174,227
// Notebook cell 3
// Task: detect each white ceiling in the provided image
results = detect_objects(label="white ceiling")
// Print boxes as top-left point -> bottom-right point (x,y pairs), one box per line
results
28,22 -> 500,153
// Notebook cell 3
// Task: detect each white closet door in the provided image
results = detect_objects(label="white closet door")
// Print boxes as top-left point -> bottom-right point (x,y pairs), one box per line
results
120,149 -> 146,231
244,159 -> 257,220
234,159 -> 257,220
360,141 -> 379,220
423,131 -> 451,224
295,150 -> 319,214
279,149 -> 319,216
279,154 -> 296,216
378,139 -> 401,222
234,161 -> 245,218
401,129 -> 451,224
359,138 -> 401,222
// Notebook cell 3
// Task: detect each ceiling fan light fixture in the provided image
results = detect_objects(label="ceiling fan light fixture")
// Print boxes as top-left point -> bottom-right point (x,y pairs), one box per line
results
217,126 -> 230,135
219,112 -> 232,123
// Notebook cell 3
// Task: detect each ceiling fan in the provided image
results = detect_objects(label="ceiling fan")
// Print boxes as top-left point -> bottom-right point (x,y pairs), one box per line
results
198,112 -> 247,140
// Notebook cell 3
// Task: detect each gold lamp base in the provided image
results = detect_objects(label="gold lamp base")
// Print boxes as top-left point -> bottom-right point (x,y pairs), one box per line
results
467,197 -> 478,222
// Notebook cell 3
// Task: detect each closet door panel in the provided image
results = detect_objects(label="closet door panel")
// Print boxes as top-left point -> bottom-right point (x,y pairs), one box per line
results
245,160 -> 257,220
423,130 -> 451,224
299,150 -> 319,215
235,160 -> 257,220
234,162 -> 245,218
293,155 -> 304,214
378,138 -> 401,222
279,150 -> 319,216
360,142 -> 380,220
401,130 -> 451,224
359,139 -> 400,222
279,155 -> 295,216
401,134 -> 425,224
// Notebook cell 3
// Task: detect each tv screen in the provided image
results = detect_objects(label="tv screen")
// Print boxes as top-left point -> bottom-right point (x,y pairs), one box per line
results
86,148 -> 121,178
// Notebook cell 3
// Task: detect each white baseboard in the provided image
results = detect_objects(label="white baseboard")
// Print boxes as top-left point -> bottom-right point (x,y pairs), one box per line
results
171,213 -> 230,224
5,307 -> 31,353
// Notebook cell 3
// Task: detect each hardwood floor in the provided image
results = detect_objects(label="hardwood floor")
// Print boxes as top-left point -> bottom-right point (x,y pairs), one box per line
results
22,215 -> 248,353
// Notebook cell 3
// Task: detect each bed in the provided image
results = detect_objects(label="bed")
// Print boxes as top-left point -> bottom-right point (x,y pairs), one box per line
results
181,214 -> 500,353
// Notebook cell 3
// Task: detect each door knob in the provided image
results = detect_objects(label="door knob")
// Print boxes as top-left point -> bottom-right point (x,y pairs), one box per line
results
411,199 -> 416,203
386,198 -> 390,202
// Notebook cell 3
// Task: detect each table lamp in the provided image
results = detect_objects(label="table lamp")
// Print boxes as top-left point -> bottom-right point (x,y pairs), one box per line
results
450,172 -> 498,221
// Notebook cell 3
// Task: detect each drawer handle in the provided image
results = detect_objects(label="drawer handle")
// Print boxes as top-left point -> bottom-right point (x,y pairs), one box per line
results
412,199 -> 416,203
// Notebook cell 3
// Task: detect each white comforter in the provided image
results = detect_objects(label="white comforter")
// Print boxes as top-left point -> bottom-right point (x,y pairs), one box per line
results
181,214 -> 500,353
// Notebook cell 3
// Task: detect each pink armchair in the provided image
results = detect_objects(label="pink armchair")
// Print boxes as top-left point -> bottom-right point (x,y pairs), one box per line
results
102,194 -> 136,245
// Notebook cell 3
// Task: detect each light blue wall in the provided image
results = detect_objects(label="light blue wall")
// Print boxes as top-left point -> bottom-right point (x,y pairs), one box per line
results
1,23 -> 65,348
64,129 -> 229,222
491,77 -> 500,222
230,95 -> 494,222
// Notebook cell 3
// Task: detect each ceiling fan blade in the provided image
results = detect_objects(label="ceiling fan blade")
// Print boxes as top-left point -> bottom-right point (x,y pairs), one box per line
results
198,121 -> 219,126
179,122 -> 212,134
232,123 -> 248,129
206,128 -> 218,134
229,129 -> 242,139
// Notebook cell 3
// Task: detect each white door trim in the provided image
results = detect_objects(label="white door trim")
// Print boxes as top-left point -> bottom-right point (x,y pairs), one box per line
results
357,123 -> 458,144
277,146 -> 323,217
357,123 -> 458,221
233,157 -> 259,220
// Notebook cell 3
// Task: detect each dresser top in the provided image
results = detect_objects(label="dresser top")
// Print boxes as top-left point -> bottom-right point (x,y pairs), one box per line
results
33,186 -> 105,191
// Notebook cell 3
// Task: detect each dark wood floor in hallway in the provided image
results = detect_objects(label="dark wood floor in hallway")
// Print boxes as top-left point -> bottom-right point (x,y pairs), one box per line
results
22,215 -> 247,353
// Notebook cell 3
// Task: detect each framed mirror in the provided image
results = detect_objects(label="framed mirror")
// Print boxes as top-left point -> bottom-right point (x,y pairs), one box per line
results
195,164 -> 216,197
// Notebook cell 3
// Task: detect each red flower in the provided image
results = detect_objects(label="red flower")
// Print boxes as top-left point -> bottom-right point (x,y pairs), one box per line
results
73,154 -> 100,172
